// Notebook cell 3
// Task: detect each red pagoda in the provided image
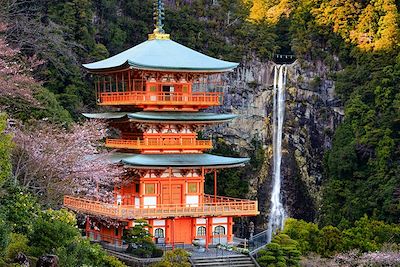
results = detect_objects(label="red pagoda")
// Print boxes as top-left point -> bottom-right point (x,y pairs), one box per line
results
64,0 -> 258,248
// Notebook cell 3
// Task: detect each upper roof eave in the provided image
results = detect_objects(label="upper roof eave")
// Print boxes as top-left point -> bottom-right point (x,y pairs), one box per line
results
83,61 -> 238,74
82,39 -> 239,74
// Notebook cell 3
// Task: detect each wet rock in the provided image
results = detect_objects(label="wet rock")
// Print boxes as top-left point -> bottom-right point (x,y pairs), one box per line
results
15,252 -> 30,267
36,255 -> 59,267
207,59 -> 343,228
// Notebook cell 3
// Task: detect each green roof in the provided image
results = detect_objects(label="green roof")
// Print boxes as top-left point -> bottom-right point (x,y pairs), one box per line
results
82,112 -> 236,123
82,39 -> 238,73
109,153 -> 249,169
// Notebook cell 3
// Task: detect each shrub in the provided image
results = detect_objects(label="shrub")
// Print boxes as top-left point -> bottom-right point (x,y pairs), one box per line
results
4,233 -> 29,261
29,216 -> 80,256
0,218 -> 10,257
152,247 -> 164,258
282,218 -> 320,254
56,239 -> 126,267
152,249 -> 190,267
342,215 -> 400,252
317,226 -> 343,257
256,234 -> 301,267
0,188 -> 41,235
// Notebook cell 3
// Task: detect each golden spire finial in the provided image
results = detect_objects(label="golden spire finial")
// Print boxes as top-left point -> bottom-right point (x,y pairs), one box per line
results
148,0 -> 170,40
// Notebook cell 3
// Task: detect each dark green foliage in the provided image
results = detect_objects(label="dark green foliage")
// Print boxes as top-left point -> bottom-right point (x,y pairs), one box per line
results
322,52 -> 400,226
152,249 -> 190,267
0,113 -> 13,188
56,239 -> 126,267
0,88 -> 72,126
0,188 -> 41,235
0,188 -> 126,266
4,233 -> 30,261
282,218 -> 320,255
28,215 -> 80,256
342,215 -> 400,252
257,234 -> 301,267
0,218 -> 10,257
283,217 -> 400,258
123,219 -> 161,258
33,88 -> 73,125
317,226 -> 343,257
205,139 -> 249,198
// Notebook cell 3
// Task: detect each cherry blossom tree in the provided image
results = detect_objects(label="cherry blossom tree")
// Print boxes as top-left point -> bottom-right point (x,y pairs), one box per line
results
0,22 -> 42,105
11,120 -> 124,206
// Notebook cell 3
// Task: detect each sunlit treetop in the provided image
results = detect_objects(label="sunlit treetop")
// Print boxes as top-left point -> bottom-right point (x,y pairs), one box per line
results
244,0 -> 400,52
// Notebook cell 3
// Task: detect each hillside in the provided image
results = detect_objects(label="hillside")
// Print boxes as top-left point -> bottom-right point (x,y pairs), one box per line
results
0,0 -> 399,266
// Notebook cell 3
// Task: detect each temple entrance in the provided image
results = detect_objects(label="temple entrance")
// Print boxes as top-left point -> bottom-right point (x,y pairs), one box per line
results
161,184 -> 182,205
173,218 -> 192,244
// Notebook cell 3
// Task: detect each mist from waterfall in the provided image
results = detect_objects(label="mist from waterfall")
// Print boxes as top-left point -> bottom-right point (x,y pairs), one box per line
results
267,64 -> 287,243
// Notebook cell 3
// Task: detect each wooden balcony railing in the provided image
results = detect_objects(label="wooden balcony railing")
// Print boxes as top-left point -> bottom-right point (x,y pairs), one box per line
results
97,91 -> 221,107
105,138 -> 212,151
64,195 -> 259,219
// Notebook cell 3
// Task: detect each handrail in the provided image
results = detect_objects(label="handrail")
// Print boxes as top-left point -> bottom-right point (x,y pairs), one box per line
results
64,195 -> 259,219
105,138 -> 212,150
98,91 -> 222,106
249,229 -> 270,255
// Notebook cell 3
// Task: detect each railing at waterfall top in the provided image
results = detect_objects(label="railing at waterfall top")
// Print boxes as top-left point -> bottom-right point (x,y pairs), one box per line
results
272,53 -> 296,64
249,229 -> 270,255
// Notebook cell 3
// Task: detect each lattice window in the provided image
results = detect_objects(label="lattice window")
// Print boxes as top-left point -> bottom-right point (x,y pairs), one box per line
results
154,228 -> 164,238
197,226 -> 206,236
214,225 -> 226,235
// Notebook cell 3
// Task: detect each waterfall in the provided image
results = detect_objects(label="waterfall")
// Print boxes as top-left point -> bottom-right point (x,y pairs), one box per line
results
267,64 -> 287,243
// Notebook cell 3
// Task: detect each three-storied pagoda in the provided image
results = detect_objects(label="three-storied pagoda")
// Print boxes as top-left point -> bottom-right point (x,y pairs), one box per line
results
64,0 -> 258,247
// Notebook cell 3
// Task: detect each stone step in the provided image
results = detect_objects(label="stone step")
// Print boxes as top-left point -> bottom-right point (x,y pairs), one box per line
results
192,255 -> 249,261
193,260 -> 253,264
192,263 -> 255,267
191,255 -> 256,267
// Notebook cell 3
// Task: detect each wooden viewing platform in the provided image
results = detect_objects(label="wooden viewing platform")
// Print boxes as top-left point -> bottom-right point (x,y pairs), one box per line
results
105,138 -> 212,151
64,195 -> 259,219
97,91 -> 221,108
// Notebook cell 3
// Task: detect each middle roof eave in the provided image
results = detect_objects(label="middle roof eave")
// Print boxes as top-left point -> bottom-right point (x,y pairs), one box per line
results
112,153 -> 250,169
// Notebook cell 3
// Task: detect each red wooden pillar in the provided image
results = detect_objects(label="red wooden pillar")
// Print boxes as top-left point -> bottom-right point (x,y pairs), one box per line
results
227,217 -> 233,243
85,217 -> 91,238
205,217 -> 209,249
214,169 -> 217,202
171,218 -> 175,250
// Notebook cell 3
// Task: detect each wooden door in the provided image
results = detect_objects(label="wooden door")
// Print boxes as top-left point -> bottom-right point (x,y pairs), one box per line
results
173,218 -> 192,244
162,184 -> 182,205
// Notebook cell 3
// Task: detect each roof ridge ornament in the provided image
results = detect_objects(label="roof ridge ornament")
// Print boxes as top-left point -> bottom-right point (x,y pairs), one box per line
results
148,0 -> 171,40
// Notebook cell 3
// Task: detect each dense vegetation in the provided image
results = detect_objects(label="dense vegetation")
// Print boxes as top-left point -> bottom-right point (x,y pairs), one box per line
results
0,179 -> 126,266
0,0 -> 400,264
256,217 -> 400,266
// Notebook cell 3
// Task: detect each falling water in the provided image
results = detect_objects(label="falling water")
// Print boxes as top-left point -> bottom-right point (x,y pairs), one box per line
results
267,64 -> 287,243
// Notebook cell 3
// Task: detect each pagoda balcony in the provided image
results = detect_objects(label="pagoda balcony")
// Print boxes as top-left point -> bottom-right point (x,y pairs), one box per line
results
63,195 -> 259,219
105,137 -> 212,151
97,91 -> 222,109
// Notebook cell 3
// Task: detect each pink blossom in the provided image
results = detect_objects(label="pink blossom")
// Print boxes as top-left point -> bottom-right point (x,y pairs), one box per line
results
11,120 -> 123,205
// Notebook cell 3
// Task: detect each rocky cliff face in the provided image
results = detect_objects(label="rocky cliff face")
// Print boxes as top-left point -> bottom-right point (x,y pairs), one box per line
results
206,59 -> 344,229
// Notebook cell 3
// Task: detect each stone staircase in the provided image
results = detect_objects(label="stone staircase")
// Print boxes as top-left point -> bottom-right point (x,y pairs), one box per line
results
191,254 -> 256,267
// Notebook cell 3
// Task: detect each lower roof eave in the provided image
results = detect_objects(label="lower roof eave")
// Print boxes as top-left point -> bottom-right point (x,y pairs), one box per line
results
123,163 -> 246,170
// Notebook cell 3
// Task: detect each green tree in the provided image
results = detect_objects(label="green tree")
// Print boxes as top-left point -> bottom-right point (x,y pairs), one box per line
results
0,113 -> 13,187
282,218 -> 320,254
56,239 -> 126,267
0,217 -> 10,258
29,211 -> 80,256
123,219 -> 162,258
0,188 -> 41,235
152,249 -> 190,267
257,233 -> 301,267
